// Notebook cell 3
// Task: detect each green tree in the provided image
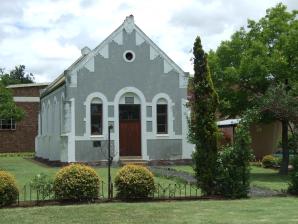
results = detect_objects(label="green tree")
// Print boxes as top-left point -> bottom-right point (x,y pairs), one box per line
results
0,83 -> 24,121
0,65 -> 34,86
209,3 -> 298,174
188,36 -> 219,195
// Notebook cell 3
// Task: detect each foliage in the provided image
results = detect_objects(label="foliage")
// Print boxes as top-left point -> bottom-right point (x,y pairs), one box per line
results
0,65 -> 34,86
0,171 -> 19,207
114,165 -> 155,199
278,131 -> 298,154
258,84 -> 298,125
262,155 -> 278,168
209,3 -> 298,118
215,117 -> 253,198
0,84 -> 25,121
53,164 -> 100,201
30,173 -> 53,199
0,152 -> 35,158
188,36 -> 219,196
288,156 -> 298,195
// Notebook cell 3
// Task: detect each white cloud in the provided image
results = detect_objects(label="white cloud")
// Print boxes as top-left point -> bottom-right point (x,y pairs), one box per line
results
0,0 -> 297,81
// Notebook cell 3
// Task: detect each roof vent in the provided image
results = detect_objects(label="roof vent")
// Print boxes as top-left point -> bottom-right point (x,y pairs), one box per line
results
81,46 -> 91,56
124,15 -> 134,33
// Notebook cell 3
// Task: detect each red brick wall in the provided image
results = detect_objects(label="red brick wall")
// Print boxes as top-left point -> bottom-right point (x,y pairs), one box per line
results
0,85 -> 47,152
0,102 -> 39,152
10,85 -> 47,97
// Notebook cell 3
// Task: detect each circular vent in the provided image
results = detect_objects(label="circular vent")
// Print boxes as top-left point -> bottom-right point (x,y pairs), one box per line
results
123,50 -> 135,62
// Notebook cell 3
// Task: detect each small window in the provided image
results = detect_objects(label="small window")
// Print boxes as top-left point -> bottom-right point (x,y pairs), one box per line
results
91,104 -> 102,135
0,119 -> 16,130
156,104 -> 168,134
125,96 -> 134,104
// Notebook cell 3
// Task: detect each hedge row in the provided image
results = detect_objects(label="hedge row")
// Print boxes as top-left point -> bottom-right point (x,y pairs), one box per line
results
0,164 -> 155,206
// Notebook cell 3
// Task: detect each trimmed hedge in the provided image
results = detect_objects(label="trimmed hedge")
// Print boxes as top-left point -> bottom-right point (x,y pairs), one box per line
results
262,155 -> 277,168
53,164 -> 100,201
115,165 -> 155,199
0,171 -> 19,207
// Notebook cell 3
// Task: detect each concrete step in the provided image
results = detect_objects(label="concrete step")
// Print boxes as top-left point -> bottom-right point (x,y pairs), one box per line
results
119,156 -> 148,166
120,156 -> 142,160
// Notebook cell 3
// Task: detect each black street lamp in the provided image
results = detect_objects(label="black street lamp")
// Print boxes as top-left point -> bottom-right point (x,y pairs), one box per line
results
108,124 -> 113,199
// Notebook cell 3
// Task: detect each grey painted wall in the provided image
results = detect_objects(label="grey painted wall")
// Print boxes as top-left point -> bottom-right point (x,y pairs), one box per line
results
147,139 -> 182,160
70,29 -> 186,137
75,140 -> 115,162
36,85 -> 68,161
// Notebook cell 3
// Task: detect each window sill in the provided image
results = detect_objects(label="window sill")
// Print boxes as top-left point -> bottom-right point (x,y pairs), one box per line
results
90,135 -> 104,138
156,134 -> 169,137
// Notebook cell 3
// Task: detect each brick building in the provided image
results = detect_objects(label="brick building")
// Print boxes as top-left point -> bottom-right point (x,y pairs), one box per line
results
0,83 -> 48,152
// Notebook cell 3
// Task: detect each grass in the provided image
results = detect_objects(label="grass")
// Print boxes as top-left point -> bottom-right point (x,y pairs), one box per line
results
172,165 -> 290,191
1,197 -> 298,223
0,157 -> 190,200
250,166 -> 289,191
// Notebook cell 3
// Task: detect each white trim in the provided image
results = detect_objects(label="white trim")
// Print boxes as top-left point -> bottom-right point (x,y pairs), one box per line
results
181,99 -> 194,159
152,93 -> 175,138
7,83 -> 49,88
67,98 -> 76,162
56,17 -> 187,90
84,92 -> 108,139
114,87 -> 148,161
13,96 -> 40,102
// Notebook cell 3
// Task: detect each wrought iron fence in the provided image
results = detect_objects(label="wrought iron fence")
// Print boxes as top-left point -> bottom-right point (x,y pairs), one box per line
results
17,181 -> 201,205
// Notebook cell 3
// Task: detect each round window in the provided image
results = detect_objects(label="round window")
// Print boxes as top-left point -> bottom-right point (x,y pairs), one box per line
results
123,50 -> 135,62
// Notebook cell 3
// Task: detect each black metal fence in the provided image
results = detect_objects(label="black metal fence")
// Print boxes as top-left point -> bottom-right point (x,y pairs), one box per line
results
17,181 -> 201,206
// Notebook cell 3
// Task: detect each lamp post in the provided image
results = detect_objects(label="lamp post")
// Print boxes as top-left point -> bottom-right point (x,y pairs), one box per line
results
108,124 -> 113,199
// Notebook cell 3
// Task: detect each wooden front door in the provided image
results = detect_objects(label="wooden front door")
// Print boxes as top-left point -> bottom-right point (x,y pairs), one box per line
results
119,105 -> 141,156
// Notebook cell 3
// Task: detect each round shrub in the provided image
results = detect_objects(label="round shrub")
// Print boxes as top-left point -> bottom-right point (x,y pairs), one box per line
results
0,171 -> 19,207
115,165 -> 155,199
53,164 -> 100,201
262,155 -> 277,168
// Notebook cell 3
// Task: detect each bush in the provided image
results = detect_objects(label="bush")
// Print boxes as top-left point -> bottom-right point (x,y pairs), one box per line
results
262,155 -> 277,168
288,156 -> 298,195
214,117 -> 253,199
115,165 -> 155,199
53,164 -> 100,201
0,171 -> 19,207
30,173 -> 53,200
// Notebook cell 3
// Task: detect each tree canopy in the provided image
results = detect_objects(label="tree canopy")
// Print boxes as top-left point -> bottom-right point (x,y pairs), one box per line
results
0,65 -> 34,86
209,3 -> 298,118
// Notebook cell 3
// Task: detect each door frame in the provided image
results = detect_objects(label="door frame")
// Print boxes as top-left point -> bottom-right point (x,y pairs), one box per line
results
113,87 -> 148,161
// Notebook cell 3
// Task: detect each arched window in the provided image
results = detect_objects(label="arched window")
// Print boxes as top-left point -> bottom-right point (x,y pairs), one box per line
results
91,98 -> 103,135
156,98 -> 168,134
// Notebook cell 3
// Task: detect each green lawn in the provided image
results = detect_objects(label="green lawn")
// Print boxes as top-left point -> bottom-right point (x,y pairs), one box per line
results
1,197 -> 298,223
0,157 -> 194,200
173,165 -> 290,191
250,166 -> 289,191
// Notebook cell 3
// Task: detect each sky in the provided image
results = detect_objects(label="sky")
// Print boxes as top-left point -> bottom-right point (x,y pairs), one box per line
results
0,0 -> 297,82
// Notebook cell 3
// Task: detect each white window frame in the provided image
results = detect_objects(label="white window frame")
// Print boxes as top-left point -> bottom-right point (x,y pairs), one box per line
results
84,92 -> 108,138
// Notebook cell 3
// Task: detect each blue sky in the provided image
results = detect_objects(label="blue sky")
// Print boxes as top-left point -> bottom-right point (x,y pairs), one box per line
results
0,0 -> 297,82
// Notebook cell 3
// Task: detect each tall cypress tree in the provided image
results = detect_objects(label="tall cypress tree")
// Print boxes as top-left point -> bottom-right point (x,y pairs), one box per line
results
189,37 -> 219,195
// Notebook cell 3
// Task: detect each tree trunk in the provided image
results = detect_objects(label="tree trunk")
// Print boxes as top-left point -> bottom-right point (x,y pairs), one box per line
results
280,119 -> 289,175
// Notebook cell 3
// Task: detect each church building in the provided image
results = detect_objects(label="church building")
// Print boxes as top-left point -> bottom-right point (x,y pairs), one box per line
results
35,15 -> 193,163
